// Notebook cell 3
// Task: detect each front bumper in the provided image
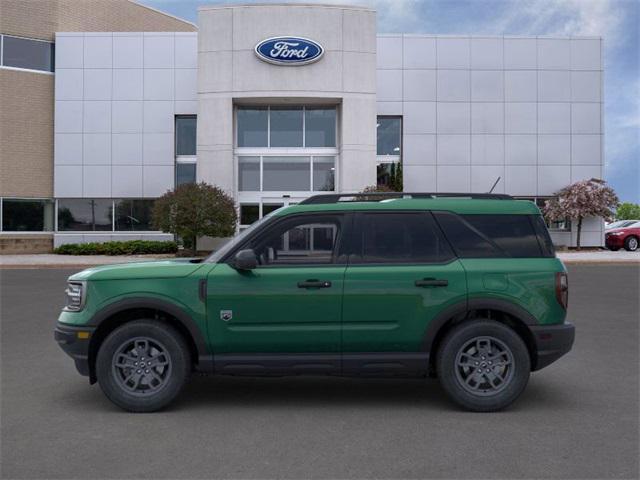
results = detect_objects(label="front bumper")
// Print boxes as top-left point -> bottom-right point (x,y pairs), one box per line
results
54,323 -> 95,378
530,322 -> 575,371
605,235 -> 624,248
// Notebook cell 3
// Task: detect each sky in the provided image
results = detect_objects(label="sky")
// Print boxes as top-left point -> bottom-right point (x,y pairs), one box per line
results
140,0 -> 639,203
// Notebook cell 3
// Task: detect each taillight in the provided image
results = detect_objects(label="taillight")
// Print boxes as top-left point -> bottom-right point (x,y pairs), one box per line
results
555,272 -> 568,309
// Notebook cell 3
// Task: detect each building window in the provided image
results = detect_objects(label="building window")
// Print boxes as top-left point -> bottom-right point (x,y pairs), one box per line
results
236,106 -> 337,148
237,107 -> 268,147
1,35 -> 54,73
377,117 -> 402,156
263,156 -> 310,191
175,116 -> 196,186
57,199 -> 112,231
239,203 -> 285,228
176,163 -> 196,187
114,199 -> 155,231
1,198 -> 54,232
237,156 -> 335,192
240,204 -> 260,226
376,116 -> 402,190
238,156 -> 260,191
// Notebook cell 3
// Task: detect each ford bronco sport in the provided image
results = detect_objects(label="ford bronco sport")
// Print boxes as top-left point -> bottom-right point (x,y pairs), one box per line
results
55,192 -> 574,412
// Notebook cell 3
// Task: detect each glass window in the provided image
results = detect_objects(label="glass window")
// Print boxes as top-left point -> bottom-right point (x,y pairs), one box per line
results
114,199 -> 155,231
176,163 -> 196,186
531,215 -> 556,257
240,204 -> 259,225
2,35 -> 54,72
377,117 -> 401,156
434,212 -> 502,258
175,116 -> 196,156
2,199 -> 53,231
356,213 -> 453,264
263,156 -> 310,191
270,107 -> 303,147
262,203 -> 283,216
313,157 -> 335,191
461,214 -> 543,258
57,199 -> 112,231
238,156 -> 260,191
250,215 -> 341,266
237,107 -> 268,147
305,108 -> 336,147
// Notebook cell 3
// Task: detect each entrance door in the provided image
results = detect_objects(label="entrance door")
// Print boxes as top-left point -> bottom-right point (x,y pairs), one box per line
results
207,212 -> 349,373
341,212 -> 467,374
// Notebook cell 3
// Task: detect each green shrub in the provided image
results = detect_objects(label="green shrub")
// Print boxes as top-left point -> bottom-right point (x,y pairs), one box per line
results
54,240 -> 178,256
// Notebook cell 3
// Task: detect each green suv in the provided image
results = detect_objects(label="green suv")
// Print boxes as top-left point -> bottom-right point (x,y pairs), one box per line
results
55,193 -> 574,412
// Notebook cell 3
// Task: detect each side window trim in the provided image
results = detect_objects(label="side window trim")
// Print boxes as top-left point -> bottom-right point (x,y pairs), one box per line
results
349,210 -> 456,266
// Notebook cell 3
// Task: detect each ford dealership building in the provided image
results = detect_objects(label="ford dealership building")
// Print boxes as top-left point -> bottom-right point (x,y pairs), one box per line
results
0,2 -> 605,252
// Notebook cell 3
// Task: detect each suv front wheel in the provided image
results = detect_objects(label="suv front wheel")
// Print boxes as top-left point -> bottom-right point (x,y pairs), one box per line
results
96,320 -> 191,412
436,320 -> 530,412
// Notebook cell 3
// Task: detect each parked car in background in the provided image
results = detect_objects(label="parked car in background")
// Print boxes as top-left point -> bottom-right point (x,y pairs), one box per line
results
605,220 -> 639,230
605,222 -> 640,251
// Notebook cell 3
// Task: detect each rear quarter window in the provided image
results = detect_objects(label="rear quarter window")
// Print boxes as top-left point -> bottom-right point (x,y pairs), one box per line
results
434,212 -> 549,258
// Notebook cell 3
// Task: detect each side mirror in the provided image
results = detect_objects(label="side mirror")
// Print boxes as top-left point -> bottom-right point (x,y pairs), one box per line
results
233,249 -> 258,271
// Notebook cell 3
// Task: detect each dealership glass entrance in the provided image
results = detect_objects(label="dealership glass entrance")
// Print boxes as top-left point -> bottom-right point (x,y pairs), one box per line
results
235,105 -> 338,226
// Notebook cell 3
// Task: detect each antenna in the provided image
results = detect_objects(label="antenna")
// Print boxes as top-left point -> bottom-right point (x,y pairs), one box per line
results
488,176 -> 501,194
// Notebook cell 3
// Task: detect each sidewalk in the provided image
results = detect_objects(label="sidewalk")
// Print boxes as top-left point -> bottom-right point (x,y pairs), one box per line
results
1,251 -> 638,268
557,250 -> 640,264
0,254 -> 176,268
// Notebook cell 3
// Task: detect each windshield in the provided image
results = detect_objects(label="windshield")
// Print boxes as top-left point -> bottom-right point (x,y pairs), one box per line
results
204,209 -> 280,263
607,220 -> 637,229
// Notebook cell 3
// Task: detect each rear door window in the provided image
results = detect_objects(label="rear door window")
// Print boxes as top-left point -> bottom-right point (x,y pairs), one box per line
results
353,212 -> 454,264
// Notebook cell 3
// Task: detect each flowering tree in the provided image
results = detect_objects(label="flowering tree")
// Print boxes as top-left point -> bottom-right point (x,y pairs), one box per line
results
152,182 -> 237,255
544,179 -> 619,250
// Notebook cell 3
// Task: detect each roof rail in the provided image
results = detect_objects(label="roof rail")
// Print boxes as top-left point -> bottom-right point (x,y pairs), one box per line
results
299,192 -> 513,205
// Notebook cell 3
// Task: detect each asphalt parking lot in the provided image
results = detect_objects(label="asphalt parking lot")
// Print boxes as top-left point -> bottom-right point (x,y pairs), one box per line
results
1,265 -> 638,479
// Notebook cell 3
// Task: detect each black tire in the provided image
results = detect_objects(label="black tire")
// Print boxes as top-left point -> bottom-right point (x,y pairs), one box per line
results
624,236 -> 638,251
96,320 -> 191,412
436,320 -> 530,412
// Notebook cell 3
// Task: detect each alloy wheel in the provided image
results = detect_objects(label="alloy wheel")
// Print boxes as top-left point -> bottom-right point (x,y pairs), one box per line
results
112,337 -> 172,396
454,336 -> 515,396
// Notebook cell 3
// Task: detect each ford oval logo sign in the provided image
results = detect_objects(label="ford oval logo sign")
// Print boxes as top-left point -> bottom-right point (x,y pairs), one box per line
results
255,37 -> 324,66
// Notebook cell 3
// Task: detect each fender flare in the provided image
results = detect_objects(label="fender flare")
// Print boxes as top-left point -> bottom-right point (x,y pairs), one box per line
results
88,297 -> 210,359
422,298 -> 538,353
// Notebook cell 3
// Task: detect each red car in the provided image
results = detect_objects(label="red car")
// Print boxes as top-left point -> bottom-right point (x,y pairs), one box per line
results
605,221 -> 640,251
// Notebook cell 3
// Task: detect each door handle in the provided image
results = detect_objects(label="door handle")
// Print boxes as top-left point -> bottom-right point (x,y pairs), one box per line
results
297,279 -> 332,289
415,278 -> 448,287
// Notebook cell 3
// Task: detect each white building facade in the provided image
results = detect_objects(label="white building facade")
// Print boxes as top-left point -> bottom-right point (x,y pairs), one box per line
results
51,3 -> 604,248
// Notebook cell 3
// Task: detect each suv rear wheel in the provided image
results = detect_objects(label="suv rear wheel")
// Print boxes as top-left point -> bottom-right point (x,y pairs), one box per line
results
436,320 -> 530,412
96,320 -> 191,412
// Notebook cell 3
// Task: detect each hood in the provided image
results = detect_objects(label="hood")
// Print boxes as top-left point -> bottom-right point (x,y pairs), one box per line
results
69,258 -> 207,281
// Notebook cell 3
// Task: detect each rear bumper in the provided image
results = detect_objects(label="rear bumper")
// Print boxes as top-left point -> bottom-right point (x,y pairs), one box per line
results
530,322 -> 575,371
54,323 -> 95,378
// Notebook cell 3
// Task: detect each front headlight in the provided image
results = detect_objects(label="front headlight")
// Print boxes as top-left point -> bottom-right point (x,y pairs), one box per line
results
609,231 -> 624,236
64,281 -> 86,311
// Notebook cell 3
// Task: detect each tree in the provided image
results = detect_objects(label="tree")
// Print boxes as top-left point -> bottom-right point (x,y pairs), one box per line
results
543,178 -> 619,250
616,202 -> 640,220
152,182 -> 237,255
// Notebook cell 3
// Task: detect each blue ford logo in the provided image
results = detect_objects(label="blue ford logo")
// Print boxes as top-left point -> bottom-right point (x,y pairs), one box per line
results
255,37 -> 324,66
